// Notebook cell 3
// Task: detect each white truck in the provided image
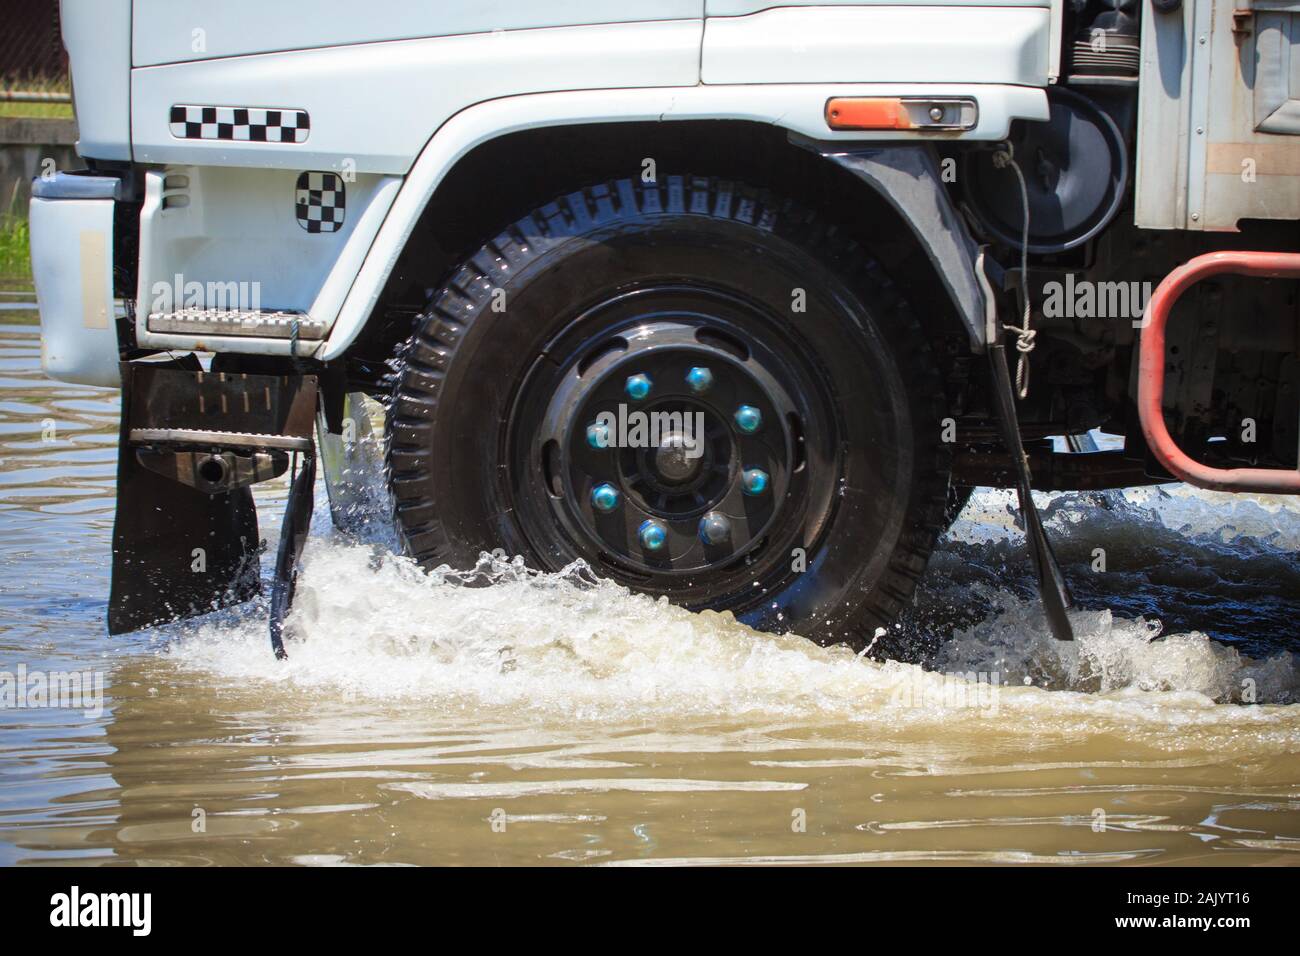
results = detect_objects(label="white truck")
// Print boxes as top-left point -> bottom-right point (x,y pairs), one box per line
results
30,0 -> 1300,655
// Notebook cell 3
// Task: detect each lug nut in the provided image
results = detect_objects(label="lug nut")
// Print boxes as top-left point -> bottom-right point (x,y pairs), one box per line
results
741,468 -> 769,496
734,404 -> 762,434
586,421 -> 612,449
638,519 -> 668,550
698,512 -> 732,545
591,482 -> 620,512
624,373 -> 652,401
686,366 -> 714,393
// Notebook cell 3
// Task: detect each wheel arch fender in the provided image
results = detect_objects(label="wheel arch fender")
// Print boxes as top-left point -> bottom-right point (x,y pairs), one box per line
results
790,139 -> 990,351
318,85 -> 1046,360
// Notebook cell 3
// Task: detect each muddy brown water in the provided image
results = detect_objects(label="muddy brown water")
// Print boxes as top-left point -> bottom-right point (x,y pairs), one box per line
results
1,314 -> 1297,866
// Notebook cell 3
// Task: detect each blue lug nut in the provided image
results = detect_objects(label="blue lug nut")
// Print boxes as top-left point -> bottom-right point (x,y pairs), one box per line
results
624,373 -> 652,401
591,482 -> 620,512
586,421 -> 612,449
734,404 -> 762,434
741,468 -> 769,496
686,366 -> 714,394
638,519 -> 668,551
698,512 -> 732,545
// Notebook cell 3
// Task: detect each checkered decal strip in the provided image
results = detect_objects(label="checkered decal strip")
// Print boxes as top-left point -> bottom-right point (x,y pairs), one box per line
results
168,105 -> 310,143
295,172 -> 346,234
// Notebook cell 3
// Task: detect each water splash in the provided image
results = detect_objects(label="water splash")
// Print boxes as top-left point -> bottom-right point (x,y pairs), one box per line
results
935,587 -> 1299,703
165,524 -> 1300,727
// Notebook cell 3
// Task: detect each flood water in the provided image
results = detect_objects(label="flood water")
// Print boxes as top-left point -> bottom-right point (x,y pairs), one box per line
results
1,312 -> 1298,866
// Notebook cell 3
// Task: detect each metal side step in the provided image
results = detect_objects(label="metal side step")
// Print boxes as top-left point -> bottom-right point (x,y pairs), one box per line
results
129,427 -> 312,452
147,308 -> 327,340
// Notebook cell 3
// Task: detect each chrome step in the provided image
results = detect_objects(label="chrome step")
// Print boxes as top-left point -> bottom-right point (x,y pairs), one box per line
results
146,308 -> 327,340
129,427 -> 313,452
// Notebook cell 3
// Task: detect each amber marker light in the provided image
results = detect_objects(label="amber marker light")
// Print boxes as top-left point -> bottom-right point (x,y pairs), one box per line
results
825,97 -> 913,131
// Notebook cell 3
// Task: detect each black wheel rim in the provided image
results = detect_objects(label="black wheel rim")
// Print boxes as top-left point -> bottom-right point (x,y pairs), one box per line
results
507,285 -> 843,609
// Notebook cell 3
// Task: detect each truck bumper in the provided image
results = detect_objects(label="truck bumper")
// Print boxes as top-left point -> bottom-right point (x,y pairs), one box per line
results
30,172 -> 123,387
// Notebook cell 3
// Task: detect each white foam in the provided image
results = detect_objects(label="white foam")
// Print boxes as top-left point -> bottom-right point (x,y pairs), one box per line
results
165,535 -> 1300,737
935,587 -> 1299,703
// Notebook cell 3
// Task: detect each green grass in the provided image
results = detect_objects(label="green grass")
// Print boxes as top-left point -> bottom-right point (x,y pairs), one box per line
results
0,101 -> 73,119
0,75 -> 68,280
0,217 -> 32,282
1,125 -> 35,281
0,75 -> 74,120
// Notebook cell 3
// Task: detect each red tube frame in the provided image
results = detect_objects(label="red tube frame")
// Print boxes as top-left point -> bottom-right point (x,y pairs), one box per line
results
1138,251 -> 1300,494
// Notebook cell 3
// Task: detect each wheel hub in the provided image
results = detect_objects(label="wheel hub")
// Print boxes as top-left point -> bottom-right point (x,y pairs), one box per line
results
509,287 -> 839,603
652,432 -> 702,484
528,317 -> 805,577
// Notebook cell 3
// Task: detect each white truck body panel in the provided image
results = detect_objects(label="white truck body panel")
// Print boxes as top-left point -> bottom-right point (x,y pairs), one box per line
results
320,82 -> 1051,360
39,0 -> 1062,378
131,0 -> 706,67
61,0 -> 132,161
130,20 -> 705,174
701,6 -> 1051,86
132,80 -> 1049,358
706,0 -> 1046,11
133,168 -> 402,356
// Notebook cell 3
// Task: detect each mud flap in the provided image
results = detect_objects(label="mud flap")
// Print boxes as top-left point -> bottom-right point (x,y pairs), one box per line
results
108,441 -> 262,634
269,450 -> 316,660
108,362 -> 317,635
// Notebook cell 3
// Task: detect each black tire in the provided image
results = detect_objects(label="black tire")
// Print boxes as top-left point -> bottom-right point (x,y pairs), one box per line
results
385,176 -> 951,646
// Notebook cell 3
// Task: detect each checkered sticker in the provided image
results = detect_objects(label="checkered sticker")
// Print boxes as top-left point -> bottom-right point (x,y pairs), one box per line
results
168,105 -> 310,143
295,171 -> 346,233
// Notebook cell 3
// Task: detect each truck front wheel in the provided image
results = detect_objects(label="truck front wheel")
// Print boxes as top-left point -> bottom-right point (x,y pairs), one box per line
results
385,176 -> 951,645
